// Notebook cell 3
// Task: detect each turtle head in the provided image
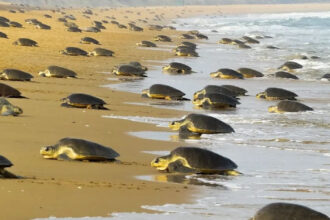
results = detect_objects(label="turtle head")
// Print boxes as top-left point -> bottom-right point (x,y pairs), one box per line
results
13,106 -> 23,116
169,120 -> 183,130
268,106 -> 279,113
256,92 -> 266,99
210,72 -> 219,78
151,155 -> 171,171
141,89 -> 150,98
38,71 -> 46,77
40,146 -> 57,159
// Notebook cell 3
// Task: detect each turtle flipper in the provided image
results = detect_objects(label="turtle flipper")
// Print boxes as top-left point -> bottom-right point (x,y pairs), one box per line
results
0,169 -> 19,178
167,160 -> 196,173
57,154 -> 73,161
178,125 -> 201,139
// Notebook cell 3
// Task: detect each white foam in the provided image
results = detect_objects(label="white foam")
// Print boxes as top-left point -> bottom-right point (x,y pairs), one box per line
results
102,115 -> 175,127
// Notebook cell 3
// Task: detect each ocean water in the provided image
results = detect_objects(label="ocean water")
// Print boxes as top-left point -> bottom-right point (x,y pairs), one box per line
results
38,11 -> 330,220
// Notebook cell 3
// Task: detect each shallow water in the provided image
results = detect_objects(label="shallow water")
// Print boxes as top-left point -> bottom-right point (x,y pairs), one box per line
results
39,11 -> 330,220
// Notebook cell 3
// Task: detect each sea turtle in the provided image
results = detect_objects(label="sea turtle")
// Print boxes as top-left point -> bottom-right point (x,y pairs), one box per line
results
127,62 -> 148,71
218,38 -> 233,44
0,97 -> 23,116
180,34 -> 194,39
80,37 -> 100,45
193,93 -> 240,109
237,68 -> 264,78
151,146 -> 239,175
243,36 -> 259,44
249,203 -> 330,220
256,88 -> 298,100
268,100 -> 313,113
112,64 -> 146,77
61,93 -> 108,109
67,26 -> 82,32
84,27 -> 101,33
175,47 -> 199,57
266,45 -> 280,49
154,35 -> 172,42
194,85 -> 238,100
321,73 -> 330,81
162,62 -> 193,74
221,85 -> 248,96
237,43 -> 251,49
0,21 -> 9,27
279,61 -> 303,71
0,16 -> 9,23
169,113 -> 235,137
36,23 -> 51,30
13,38 -> 38,46
193,33 -> 208,40
274,71 -> 299,79
60,47 -> 88,56
40,138 -> 119,161
231,39 -> 245,45
39,66 -> 77,78
89,48 -> 114,57
210,68 -> 244,79
0,69 -> 33,81
136,40 -> 157,47
9,21 -> 23,28
142,84 -> 189,100
0,83 -> 25,98
0,155 -> 18,178
0,31 -> 8,38
129,25 -> 143,32
148,24 -> 163,31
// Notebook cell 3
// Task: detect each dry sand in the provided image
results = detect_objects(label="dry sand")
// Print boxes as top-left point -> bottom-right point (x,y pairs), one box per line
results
0,3 -> 329,220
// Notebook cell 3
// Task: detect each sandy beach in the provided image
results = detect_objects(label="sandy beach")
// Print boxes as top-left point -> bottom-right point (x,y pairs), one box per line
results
0,3 -> 330,220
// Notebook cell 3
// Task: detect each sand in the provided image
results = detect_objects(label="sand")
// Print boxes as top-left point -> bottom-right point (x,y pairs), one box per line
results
0,3 -> 329,220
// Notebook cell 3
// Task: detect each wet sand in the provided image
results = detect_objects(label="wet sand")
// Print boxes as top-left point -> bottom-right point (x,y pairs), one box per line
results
0,3 -> 330,220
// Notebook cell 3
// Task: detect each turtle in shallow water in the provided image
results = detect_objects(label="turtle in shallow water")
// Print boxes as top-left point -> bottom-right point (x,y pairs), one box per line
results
194,85 -> 238,100
13,38 -> 38,46
256,88 -> 298,100
112,64 -> 146,77
268,100 -> 313,113
153,35 -> 172,42
218,38 -> 233,44
0,69 -> 33,81
0,83 -> 25,98
237,68 -> 264,78
151,146 -> 240,175
136,40 -> 157,47
0,97 -> 23,116
175,47 -> 199,57
80,37 -> 100,45
242,36 -> 259,44
274,71 -> 299,79
162,62 -> 193,74
193,93 -> 240,109
321,73 -> 330,81
0,155 -> 19,178
221,85 -> 248,96
178,41 -> 197,49
210,68 -> 244,79
142,84 -> 189,101
89,48 -> 114,57
40,138 -> 119,161
61,93 -> 108,109
279,61 -> 303,71
60,47 -> 88,56
169,113 -> 234,137
180,33 -> 194,39
39,66 -> 77,78
249,203 -> 330,220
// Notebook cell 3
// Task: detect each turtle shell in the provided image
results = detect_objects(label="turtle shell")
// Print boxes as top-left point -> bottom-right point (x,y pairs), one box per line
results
251,203 -> 330,220
221,85 -> 247,96
47,66 -> 77,78
321,73 -> 330,79
279,61 -> 303,70
0,21 -> 9,27
55,138 -> 119,160
276,100 -> 313,112
243,36 -> 259,44
148,84 -> 185,98
194,85 -> 237,99
138,40 -> 156,47
170,147 -> 237,172
115,64 -> 146,76
1,69 -> 33,81
0,83 -> 23,97
175,47 -> 199,57
63,47 -> 88,56
14,38 -> 38,46
275,71 -> 299,79
179,41 -> 197,49
265,88 -> 298,100
196,93 -> 240,108
154,35 -> 171,42
237,68 -> 264,78
212,69 -> 244,79
0,31 -> 8,38
81,37 -> 100,45
182,113 -> 234,134
92,48 -> 114,56
0,155 -> 13,168
67,26 -> 82,32
63,93 -> 106,107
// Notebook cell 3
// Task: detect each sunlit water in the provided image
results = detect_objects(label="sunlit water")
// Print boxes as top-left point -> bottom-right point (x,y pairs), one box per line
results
38,11 -> 330,220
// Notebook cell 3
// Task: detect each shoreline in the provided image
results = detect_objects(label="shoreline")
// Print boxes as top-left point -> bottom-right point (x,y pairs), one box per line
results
0,4 -> 329,220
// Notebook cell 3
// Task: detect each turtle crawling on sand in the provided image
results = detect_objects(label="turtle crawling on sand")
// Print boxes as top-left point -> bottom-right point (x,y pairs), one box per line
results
0,69 -> 33,81
0,155 -> 19,178
40,138 -> 119,161
0,97 -> 23,116
142,84 -> 189,100
60,47 -> 88,56
61,93 -> 108,110
80,37 -> 100,45
88,48 -> 114,57
13,38 -> 38,46
162,62 -> 193,74
250,203 -> 329,220
39,66 -> 77,78
0,83 -> 25,98
151,146 -> 240,175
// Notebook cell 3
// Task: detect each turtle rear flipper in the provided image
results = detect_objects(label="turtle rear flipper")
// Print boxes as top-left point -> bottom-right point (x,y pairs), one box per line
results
0,169 -> 19,178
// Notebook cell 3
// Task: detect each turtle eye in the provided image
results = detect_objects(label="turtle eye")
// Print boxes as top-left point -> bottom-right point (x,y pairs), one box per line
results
154,158 -> 159,163
44,146 -> 51,151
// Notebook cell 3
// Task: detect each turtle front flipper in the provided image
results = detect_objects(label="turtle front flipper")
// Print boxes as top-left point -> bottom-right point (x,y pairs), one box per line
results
178,125 -> 201,139
57,153 -> 74,161
167,160 -> 197,173
0,169 -> 19,178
